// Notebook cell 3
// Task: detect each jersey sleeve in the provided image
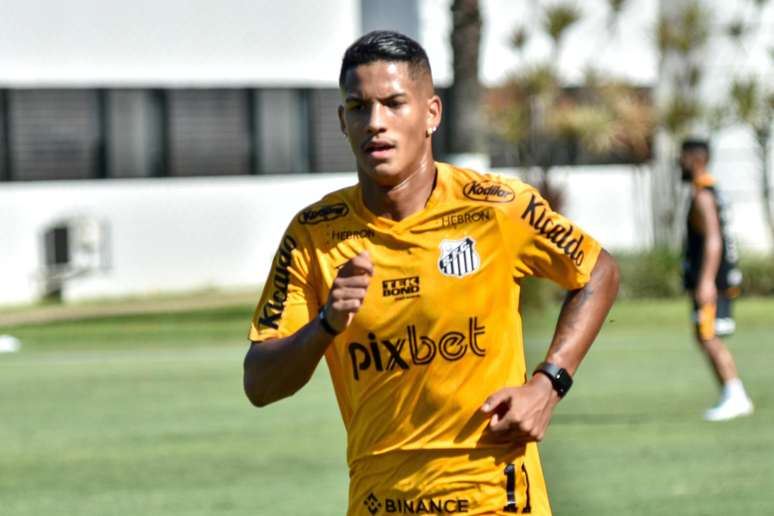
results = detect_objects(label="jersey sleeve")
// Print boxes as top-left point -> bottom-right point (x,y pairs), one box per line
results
508,185 -> 602,290
248,221 -> 320,342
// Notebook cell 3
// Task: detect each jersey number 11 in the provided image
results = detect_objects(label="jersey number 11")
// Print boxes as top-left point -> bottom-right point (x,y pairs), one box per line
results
503,462 -> 531,513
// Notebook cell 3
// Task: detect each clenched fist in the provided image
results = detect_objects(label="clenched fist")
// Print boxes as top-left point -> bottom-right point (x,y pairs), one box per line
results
323,251 -> 374,333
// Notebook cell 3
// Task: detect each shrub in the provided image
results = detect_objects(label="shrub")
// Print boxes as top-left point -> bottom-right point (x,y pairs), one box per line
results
518,248 -> 774,312
739,254 -> 774,296
615,248 -> 683,299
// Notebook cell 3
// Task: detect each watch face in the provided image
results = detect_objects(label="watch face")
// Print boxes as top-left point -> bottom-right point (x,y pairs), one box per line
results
534,362 -> 572,397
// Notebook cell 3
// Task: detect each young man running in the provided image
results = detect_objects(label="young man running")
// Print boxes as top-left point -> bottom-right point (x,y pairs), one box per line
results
244,31 -> 619,515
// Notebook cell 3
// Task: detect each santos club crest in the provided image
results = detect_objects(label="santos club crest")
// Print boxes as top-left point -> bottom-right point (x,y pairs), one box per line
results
438,237 -> 480,278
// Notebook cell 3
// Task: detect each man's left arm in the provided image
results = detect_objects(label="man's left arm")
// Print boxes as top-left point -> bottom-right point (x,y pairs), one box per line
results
694,190 -> 722,306
482,250 -> 619,441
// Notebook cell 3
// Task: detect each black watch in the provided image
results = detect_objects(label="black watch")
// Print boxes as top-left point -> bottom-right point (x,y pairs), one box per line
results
317,306 -> 342,337
533,361 -> 573,397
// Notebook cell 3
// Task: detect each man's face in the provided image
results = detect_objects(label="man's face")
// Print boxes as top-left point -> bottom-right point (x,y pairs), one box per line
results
679,149 -> 707,182
338,60 -> 440,186
679,151 -> 693,182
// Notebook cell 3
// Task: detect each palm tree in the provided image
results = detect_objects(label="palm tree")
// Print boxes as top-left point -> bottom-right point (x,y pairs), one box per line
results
448,0 -> 487,166
651,0 -> 711,248
543,3 -> 582,64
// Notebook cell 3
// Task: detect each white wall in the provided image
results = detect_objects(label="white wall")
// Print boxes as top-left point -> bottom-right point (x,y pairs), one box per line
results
4,164 -> 770,307
0,174 -> 357,305
0,0 -> 359,86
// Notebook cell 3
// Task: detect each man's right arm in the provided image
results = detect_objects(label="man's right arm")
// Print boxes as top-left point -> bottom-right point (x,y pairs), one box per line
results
243,251 -> 373,407
695,190 -> 722,306
243,317 -> 335,407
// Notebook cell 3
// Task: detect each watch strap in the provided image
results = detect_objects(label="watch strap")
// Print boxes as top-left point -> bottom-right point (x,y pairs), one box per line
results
533,361 -> 573,397
317,306 -> 341,337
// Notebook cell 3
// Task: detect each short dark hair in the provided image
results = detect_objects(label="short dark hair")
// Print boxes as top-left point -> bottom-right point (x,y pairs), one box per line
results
681,138 -> 710,160
339,30 -> 433,88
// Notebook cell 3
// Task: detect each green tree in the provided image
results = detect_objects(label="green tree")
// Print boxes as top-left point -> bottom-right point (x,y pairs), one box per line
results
488,1 -> 653,208
651,0 -> 712,248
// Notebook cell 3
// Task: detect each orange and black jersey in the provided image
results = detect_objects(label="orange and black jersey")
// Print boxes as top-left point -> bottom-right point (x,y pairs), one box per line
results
249,162 -> 602,515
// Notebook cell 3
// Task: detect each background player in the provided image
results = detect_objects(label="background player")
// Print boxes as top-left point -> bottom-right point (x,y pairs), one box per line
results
244,31 -> 619,515
680,138 -> 753,421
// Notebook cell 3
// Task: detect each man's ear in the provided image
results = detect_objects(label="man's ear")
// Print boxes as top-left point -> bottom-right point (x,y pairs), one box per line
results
338,105 -> 347,136
427,94 -> 442,134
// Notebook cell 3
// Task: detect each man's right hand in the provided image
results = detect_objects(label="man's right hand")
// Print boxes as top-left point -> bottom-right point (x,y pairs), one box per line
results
324,251 -> 373,333
696,278 -> 717,307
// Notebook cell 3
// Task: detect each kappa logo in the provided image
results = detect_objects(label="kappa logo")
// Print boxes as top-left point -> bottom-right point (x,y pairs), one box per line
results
297,203 -> 349,225
438,237 -> 480,278
463,179 -> 515,203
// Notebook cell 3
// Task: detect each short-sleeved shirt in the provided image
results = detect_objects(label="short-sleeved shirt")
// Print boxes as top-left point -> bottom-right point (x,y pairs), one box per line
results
250,162 -> 601,515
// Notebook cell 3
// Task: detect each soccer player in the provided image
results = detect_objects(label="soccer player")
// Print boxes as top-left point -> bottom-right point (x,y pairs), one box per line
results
679,138 -> 753,422
243,31 -> 619,515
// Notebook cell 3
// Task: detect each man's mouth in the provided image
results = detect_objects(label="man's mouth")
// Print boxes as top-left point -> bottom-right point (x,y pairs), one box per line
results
363,140 -> 395,160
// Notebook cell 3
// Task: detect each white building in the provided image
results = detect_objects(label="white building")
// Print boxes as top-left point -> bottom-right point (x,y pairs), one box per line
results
0,0 -> 771,306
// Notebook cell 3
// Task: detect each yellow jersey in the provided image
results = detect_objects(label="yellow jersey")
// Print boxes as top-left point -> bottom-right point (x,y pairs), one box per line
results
249,162 -> 601,515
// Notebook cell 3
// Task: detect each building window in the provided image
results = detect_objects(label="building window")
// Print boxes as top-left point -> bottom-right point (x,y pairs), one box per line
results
166,89 -> 251,176
8,89 -> 103,181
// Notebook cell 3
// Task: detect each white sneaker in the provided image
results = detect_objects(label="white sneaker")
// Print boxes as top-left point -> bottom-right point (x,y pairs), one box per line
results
703,395 -> 754,422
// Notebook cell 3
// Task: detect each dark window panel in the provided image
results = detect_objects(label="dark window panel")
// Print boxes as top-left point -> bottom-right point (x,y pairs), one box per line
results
167,89 -> 250,176
10,89 -> 101,181
257,89 -> 310,174
309,89 -> 353,173
0,90 -> 9,181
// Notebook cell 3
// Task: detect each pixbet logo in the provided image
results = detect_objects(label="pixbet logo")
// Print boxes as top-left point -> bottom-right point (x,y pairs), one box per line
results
348,318 -> 486,380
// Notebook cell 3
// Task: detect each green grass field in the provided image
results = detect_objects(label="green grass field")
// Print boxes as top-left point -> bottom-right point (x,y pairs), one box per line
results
1,298 -> 772,515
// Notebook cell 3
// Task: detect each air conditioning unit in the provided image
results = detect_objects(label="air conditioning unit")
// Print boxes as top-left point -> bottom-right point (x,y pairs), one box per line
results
40,216 -> 110,300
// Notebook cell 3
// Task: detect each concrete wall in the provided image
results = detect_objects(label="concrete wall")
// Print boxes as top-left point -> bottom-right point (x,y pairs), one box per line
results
3,163 -> 770,307
0,174 -> 357,306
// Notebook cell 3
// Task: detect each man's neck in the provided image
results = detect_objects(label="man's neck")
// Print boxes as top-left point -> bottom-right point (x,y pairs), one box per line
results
359,158 -> 437,222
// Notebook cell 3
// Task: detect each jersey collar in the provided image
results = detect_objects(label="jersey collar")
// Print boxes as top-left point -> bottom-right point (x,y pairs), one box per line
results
693,174 -> 716,189
351,162 -> 451,232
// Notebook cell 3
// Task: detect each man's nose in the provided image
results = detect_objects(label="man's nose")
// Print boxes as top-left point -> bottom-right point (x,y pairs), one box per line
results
367,103 -> 386,133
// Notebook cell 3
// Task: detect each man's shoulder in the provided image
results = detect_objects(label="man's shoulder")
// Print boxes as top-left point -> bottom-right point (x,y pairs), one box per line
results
439,163 -> 535,206
292,184 -> 359,227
